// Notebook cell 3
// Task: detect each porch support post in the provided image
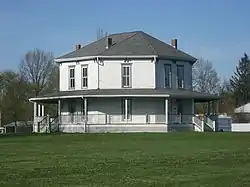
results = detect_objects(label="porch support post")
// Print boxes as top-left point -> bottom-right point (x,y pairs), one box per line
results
207,102 -> 211,115
125,98 -> 128,122
33,102 -> 37,132
38,104 -> 41,117
58,99 -> 61,124
165,98 -> 168,124
191,99 -> 194,115
41,105 -> 44,116
33,102 -> 37,118
84,98 -> 87,120
216,100 -> 219,114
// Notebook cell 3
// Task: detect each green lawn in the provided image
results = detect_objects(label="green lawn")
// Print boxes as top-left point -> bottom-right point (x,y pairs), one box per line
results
0,133 -> 250,187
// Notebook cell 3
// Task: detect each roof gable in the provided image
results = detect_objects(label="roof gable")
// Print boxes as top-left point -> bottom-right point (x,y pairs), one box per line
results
56,31 -> 197,62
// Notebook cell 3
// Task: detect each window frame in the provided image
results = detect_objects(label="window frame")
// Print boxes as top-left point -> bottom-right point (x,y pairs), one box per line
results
164,64 -> 172,88
68,66 -> 75,90
81,65 -> 88,89
177,65 -> 184,88
121,64 -> 132,88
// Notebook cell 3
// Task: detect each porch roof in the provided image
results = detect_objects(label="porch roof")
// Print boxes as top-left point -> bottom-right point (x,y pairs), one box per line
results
29,89 -> 221,103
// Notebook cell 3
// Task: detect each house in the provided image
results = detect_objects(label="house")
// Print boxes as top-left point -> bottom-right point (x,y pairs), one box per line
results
29,31 -> 220,133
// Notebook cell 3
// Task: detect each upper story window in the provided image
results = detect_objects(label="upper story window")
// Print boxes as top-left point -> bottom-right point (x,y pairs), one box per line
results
177,65 -> 184,88
164,64 -> 172,88
121,64 -> 132,88
82,65 -> 88,88
69,66 -> 75,89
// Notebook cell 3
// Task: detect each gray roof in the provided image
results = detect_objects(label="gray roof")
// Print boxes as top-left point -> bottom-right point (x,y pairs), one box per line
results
57,31 -> 197,62
32,89 -> 221,102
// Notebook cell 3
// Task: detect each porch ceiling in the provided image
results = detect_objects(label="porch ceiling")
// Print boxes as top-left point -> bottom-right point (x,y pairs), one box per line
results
29,88 -> 221,103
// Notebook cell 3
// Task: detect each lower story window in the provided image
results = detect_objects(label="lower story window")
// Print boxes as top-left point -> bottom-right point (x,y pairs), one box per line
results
121,98 -> 132,120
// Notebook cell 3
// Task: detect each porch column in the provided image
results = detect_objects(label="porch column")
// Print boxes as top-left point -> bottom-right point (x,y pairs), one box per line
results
58,99 -> 61,124
215,100 -> 219,114
191,99 -> 194,115
84,98 -> 87,120
33,102 -> 37,132
41,105 -> 44,116
38,104 -> 41,117
33,102 -> 37,118
125,98 -> 128,122
207,102 -> 211,115
165,98 -> 168,124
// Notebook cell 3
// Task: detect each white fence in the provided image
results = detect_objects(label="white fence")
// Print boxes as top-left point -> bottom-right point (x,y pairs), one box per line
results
232,123 -> 250,132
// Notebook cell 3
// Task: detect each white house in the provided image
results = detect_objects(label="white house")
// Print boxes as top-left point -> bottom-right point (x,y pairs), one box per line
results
29,31 -> 220,133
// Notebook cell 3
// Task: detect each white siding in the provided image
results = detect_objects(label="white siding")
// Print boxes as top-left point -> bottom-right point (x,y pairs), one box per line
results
59,60 -> 98,91
155,59 -> 192,89
59,59 -> 155,91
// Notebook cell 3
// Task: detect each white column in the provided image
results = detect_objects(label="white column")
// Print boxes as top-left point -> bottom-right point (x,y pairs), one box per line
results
207,102 -> 211,115
41,105 -> 44,116
38,104 -> 41,117
33,102 -> 37,118
191,99 -> 194,115
33,102 -> 37,132
125,98 -> 128,121
84,98 -> 87,120
165,98 -> 168,124
216,100 -> 219,114
58,99 -> 61,124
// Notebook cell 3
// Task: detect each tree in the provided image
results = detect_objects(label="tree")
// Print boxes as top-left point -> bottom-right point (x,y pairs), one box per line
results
0,71 -> 31,125
96,28 -> 108,40
19,49 -> 56,97
230,53 -> 250,107
192,58 -> 220,94
218,79 -> 235,114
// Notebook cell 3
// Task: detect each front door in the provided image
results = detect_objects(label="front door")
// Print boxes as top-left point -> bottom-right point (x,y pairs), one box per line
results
177,101 -> 183,123
68,100 -> 76,123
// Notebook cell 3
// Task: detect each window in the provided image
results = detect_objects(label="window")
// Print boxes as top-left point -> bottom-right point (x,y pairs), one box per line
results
121,64 -> 131,88
177,65 -> 184,88
121,98 -> 132,120
164,64 -> 172,88
69,66 -> 75,89
82,66 -> 88,88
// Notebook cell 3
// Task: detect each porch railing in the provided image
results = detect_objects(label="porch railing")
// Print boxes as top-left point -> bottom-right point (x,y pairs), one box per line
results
57,114 -> 195,125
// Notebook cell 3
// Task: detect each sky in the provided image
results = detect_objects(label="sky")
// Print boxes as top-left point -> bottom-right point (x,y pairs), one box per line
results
0,0 -> 249,79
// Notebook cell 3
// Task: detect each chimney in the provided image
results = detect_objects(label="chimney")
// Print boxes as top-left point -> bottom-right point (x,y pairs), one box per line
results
171,39 -> 178,49
75,44 -> 81,50
106,37 -> 112,49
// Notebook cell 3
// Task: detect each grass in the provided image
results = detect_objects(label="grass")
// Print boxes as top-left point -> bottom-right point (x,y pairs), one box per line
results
0,133 -> 250,187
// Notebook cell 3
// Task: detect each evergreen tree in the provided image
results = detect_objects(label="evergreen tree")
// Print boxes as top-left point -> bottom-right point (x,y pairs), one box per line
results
230,53 -> 250,107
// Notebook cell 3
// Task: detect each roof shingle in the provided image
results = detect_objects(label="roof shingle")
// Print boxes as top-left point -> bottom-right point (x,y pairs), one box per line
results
56,31 -> 197,62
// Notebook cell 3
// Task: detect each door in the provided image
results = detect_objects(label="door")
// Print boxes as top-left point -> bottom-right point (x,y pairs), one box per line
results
68,100 -> 76,123
177,101 -> 183,123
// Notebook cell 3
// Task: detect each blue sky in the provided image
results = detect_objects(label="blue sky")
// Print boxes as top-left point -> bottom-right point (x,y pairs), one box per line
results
0,0 -> 249,78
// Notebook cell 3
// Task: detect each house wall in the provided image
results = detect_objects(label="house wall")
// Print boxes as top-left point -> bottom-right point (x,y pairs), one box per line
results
59,59 -> 155,91
155,59 -> 192,89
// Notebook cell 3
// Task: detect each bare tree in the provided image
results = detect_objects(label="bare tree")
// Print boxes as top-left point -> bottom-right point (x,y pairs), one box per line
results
19,49 -> 56,96
192,58 -> 220,94
96,28 -> 108,40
